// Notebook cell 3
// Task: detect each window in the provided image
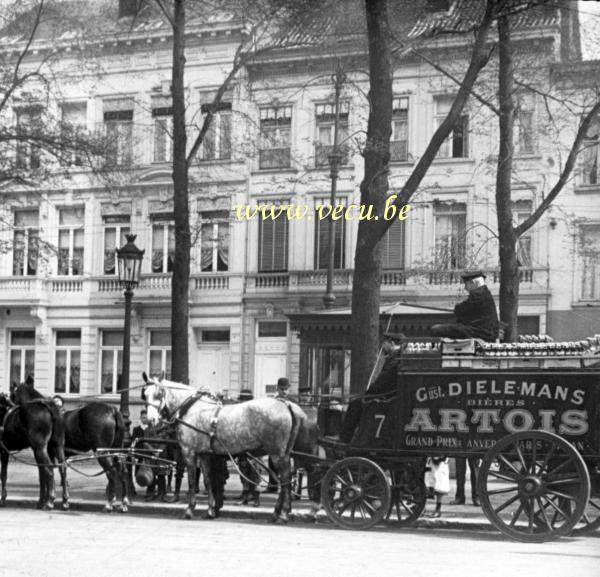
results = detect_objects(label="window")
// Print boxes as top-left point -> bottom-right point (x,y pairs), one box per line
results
200,210 -> 229,272
514,200 -> 532,267
258,204 -> 288,272
55,330 -> 81,394
148,330 -> 171,379
391,97 -> 409,162
152,96 -> 173,163
315,102 -> 349,167
15,107 -> 42,169
434,95 -> 468,159
308,347 -> 351,401
9,330 -> 35,388
100,330 -> 123,394
582,117 -> 600,185
13,210 -> 39,276
199,93 -> 232,161
200,329 -> 231,343
381,219 -> 406,269
103,215 -> 130,274
259,106 -> 292,169
58,207 -> 84,276
151,218 -> 174,273
515,94 -> 535,155
104,99 -> 134,167
61,102 -> 87,166
434,202 -> 466,269
314,198 -> 345,269
579,224 -> 600,300
257,321 -> 287,338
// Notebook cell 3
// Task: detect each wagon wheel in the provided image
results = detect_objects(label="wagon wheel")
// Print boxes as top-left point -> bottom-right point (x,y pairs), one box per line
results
321,457 -> 391,530
386,468 -> 427,526
571,463 -> 600,535
477,431 -> 590,543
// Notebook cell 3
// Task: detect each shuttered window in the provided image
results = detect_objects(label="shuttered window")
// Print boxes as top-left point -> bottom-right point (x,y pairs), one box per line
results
381,219 -> 406,269
258,205 -> 288,272
314,198 -> 345,269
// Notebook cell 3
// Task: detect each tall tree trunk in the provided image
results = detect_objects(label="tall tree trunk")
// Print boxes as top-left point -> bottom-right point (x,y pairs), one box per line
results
350,0 -> 393,395
171,0 -> 190,382
495,14 -> 519,342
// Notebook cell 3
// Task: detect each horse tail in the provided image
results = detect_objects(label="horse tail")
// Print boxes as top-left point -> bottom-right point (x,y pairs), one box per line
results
113,407 -> 126,449
284,402 -> 305,458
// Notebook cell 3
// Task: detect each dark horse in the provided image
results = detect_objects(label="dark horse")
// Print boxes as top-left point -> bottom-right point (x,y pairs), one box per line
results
142,374 -> 305,523
12,383 -> 129,512
0,390 -> 68,510
63,402 -> 129,512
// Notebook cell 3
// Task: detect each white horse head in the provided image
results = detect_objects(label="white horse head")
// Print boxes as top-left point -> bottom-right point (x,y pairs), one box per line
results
141,372 -> 195,424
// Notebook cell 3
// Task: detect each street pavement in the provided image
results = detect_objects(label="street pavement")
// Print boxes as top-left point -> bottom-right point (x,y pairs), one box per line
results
2,449 -> 493,531
2,507 -> 599,577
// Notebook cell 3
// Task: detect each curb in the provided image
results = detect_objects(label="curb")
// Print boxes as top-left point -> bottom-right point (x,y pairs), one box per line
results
2,494 -> 495,532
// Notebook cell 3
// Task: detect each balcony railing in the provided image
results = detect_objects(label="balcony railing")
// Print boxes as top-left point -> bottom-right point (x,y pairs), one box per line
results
0,267 -> 549,307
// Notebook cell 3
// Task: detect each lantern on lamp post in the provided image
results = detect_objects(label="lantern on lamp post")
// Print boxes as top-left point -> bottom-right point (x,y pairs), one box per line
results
116,234 -> 144,442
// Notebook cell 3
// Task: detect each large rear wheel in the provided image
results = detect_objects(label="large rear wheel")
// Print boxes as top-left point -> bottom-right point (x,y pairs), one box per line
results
321,457 -> 391,530
478,431 -> 590,542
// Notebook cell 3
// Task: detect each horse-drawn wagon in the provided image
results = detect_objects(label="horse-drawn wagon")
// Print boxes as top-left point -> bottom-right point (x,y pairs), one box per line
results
317,337 -> 600,542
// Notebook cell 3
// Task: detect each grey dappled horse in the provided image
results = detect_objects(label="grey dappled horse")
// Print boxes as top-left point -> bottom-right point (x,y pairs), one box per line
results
141,374 -> 306,523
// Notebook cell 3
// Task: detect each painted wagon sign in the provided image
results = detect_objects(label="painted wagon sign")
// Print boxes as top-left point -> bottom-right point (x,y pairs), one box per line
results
352,370 -> 600,457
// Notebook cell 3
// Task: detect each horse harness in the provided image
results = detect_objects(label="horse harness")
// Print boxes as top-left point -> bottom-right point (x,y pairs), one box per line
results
162,390 -> 223,453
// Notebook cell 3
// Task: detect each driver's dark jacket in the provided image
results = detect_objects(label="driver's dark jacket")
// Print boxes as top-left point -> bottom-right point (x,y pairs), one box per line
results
454,285 -> 499,342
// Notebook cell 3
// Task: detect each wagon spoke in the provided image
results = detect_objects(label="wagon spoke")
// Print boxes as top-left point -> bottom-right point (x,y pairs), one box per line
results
486,485 -> 520,496
333,473 -> 350,488
361,498 -> 377,514
487,469 -> 519,483
509,501 -> 525,527
493,492 -> 520,514
538,445 -> 556,474
535,496 -> 552,530
349,503 -> 357,521
540,495 -> 570,521
545,476 -> 582,487
546,458 -> 573,478
527,499 -> 534,533
545,488 -> 578,502
530,443 -> 537,474
497,454 -> 522,476
513,442 -> 528,473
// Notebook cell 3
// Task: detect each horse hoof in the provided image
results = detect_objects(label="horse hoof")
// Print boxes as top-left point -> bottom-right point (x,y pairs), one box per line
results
119,505 -> 129,514
42,503 -> 53,512
275,515 -> 289,525
184,508 -> 193,520
104,504 -> 113,513
61,502 -> 70,511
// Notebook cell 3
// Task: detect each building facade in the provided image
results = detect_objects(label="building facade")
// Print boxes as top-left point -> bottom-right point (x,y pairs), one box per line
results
0,0 -> 597,412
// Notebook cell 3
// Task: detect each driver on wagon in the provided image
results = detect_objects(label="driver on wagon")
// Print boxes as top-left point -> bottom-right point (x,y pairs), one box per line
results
431,270 -> 499,342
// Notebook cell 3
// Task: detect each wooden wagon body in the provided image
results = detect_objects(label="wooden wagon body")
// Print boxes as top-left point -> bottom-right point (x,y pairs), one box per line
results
319,341 -> 600,541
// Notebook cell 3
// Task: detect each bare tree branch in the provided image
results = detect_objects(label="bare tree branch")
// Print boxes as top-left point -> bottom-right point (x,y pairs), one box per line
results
516,98 -> 600,236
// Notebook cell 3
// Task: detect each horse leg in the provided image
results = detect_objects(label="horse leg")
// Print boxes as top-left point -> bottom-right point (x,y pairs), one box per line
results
182,449 -> 197,520
34,448 -> 55,511
199,456 -> 216,519
270,455 -> 292,524
52,446 -> 69,511
116,457 -> 130,512
0,451 -> 8,506
98,455 -> 116,512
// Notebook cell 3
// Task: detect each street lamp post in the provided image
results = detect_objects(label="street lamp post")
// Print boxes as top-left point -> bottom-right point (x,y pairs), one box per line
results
324,64 -> 347,309
116,234 -> 144,445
